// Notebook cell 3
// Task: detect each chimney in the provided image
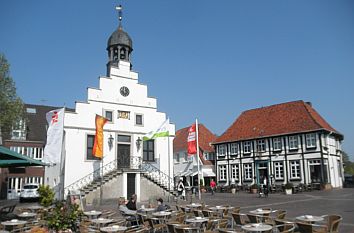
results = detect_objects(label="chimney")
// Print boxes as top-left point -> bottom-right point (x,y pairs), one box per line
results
305,101 -> 312,107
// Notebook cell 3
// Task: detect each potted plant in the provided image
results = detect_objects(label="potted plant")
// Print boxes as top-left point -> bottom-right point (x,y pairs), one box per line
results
284,182 -> 293,195
250,184 -> 258,194
38,185 -> 55,207
46,200 -> 82,232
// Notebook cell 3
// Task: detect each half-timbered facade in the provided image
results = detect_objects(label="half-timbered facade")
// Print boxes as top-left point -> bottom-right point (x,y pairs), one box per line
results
213,101 -> 344,188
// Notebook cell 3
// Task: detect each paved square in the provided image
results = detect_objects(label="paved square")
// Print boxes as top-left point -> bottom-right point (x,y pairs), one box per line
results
186,188 -> 354,233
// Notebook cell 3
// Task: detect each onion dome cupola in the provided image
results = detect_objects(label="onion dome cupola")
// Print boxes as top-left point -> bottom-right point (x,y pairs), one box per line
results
107,5 -> 133,72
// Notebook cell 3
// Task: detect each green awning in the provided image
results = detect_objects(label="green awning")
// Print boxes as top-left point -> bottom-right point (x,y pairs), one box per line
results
0,146 -> 47,167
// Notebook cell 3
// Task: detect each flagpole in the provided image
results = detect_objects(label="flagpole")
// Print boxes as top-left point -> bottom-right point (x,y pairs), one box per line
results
196,118 -> 201,201
167,130 -> 171,202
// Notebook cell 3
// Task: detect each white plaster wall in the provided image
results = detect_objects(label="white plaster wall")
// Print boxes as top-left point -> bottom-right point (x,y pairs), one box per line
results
62,60 -> 175,189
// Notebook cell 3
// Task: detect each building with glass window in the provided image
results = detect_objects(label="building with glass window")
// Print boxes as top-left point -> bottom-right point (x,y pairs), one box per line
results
213,100 -> 344,189
48,8 -> 175,202
173,124 -> 216,187
1,104 -> 66,199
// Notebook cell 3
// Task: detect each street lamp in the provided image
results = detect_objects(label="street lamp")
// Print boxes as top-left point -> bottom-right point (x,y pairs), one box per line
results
136,137 -> 142,151
108,134 -> 114,150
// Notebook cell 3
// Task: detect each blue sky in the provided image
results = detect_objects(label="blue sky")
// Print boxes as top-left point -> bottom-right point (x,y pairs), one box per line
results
1,1 -> 353,159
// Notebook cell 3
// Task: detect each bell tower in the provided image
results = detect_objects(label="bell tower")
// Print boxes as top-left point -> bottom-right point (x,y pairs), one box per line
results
107,5 -> 133,75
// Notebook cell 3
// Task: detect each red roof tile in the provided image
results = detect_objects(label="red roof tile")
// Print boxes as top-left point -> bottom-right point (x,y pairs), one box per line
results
214,100 -> 342,144
173,124 -> 217,165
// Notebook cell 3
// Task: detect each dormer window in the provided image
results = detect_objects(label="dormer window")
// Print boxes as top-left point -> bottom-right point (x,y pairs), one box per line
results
218,145 -> 226,156
273,137 -> 282,151
243,141 -> 251,154
306,133 -> 316,148
257,139 -> 266,152
230,143 -> 238,155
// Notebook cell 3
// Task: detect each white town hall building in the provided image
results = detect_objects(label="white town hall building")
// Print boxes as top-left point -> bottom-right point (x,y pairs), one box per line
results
45,7 -> 175,203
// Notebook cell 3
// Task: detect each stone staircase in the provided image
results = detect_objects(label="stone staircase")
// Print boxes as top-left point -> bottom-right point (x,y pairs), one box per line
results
64,159 -> 177,198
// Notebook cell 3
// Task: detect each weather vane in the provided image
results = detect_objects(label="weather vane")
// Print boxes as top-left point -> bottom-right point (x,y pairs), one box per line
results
115,4 -> 123,24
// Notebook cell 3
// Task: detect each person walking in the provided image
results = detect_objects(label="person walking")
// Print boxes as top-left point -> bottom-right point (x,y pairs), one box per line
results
177,177 -> 185,200
210,179 -> 216,195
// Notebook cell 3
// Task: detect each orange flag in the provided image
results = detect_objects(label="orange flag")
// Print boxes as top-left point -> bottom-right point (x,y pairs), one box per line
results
93,115 -> 108,159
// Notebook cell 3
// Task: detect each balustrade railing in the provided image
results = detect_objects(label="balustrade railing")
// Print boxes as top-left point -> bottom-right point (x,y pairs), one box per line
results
141,162 -> 174,191
64,159 -> 117,196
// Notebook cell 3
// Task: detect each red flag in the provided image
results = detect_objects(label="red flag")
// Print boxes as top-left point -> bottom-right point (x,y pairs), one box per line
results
93,115 -> 108,159
187,124 -> 197,155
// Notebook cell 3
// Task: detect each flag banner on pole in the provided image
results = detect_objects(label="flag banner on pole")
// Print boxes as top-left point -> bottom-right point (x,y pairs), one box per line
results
43,108 -> 65,164
93,115 -> 108,159
143,118 -> 170,141
187,124 -> 197,155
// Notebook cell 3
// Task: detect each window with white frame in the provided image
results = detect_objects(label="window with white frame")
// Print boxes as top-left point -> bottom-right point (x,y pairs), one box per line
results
257,139 -> 266,152
289,136 -> 299,150
104,110 -> 113,122
306,133 -> 316,148
218,145 -> 226,156
273,138 -> 282,151
244,164 -> 253,180
230,143 -> 238,155
243,141 -> 251,154
274,161 -> 284,180
135,114 -> 143,126
231,164 -> 239,180
11,119 -> 26,140
219,165 -> 227,180
290,160 -> 301,179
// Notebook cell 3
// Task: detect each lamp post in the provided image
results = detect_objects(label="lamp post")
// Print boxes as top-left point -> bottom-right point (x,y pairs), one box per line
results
108,134 -> 114,150
136,137 -> 142,151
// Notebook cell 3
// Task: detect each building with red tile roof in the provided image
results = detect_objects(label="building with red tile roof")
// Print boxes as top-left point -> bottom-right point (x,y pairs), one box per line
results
213,100 -> 344,190
173,124 -> 217,186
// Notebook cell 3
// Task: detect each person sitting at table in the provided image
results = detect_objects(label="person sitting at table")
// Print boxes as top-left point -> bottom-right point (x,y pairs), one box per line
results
155,198 -> 170,211
126,194 -> 137,210
118,198 -> 138,225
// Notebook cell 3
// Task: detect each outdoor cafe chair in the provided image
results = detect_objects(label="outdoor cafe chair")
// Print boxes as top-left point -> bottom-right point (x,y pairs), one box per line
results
296,221 -> 327,233
246,213 -> 262,223
320,214 -> 342,233
231,213 -> 249,231
273,223 -> 296,233
218,228 -> 242,233
147,217 -> 167,233
174,225 -> 200,233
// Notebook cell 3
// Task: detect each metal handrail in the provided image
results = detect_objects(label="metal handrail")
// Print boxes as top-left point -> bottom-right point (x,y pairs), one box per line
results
141,162 -> 174,191
64,159 -> 117,195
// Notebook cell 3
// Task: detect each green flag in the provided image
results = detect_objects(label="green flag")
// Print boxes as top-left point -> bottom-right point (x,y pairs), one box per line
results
143,119 -> 170,141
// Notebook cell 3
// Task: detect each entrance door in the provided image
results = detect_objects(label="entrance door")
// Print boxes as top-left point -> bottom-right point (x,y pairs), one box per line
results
256,161 -> 269,185
127,173 -> 136,198
117,144 -> 130,168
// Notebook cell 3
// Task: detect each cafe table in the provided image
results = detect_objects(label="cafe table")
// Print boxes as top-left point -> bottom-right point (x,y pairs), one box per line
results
242,223 -> 273,232
100,225 -> 127,232
209,206 -> 226,217
83,210 -> 102,219
90,217 -> 113,227
1,219 -> 27,232
186,203 -> 202,208
27,205 -> 43,213
138,207 -> 155,215
16,212 -> 37,219
296,215 -> 324,223
152,211 -> 171,223
185,217 -> 209,225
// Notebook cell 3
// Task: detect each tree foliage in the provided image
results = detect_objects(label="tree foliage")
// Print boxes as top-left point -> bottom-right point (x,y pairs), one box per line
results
343,151 -> 354,175
0,53 -> 24,139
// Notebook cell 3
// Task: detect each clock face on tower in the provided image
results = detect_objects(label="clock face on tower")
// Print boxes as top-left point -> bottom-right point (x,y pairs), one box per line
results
120,86 -> 130,97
